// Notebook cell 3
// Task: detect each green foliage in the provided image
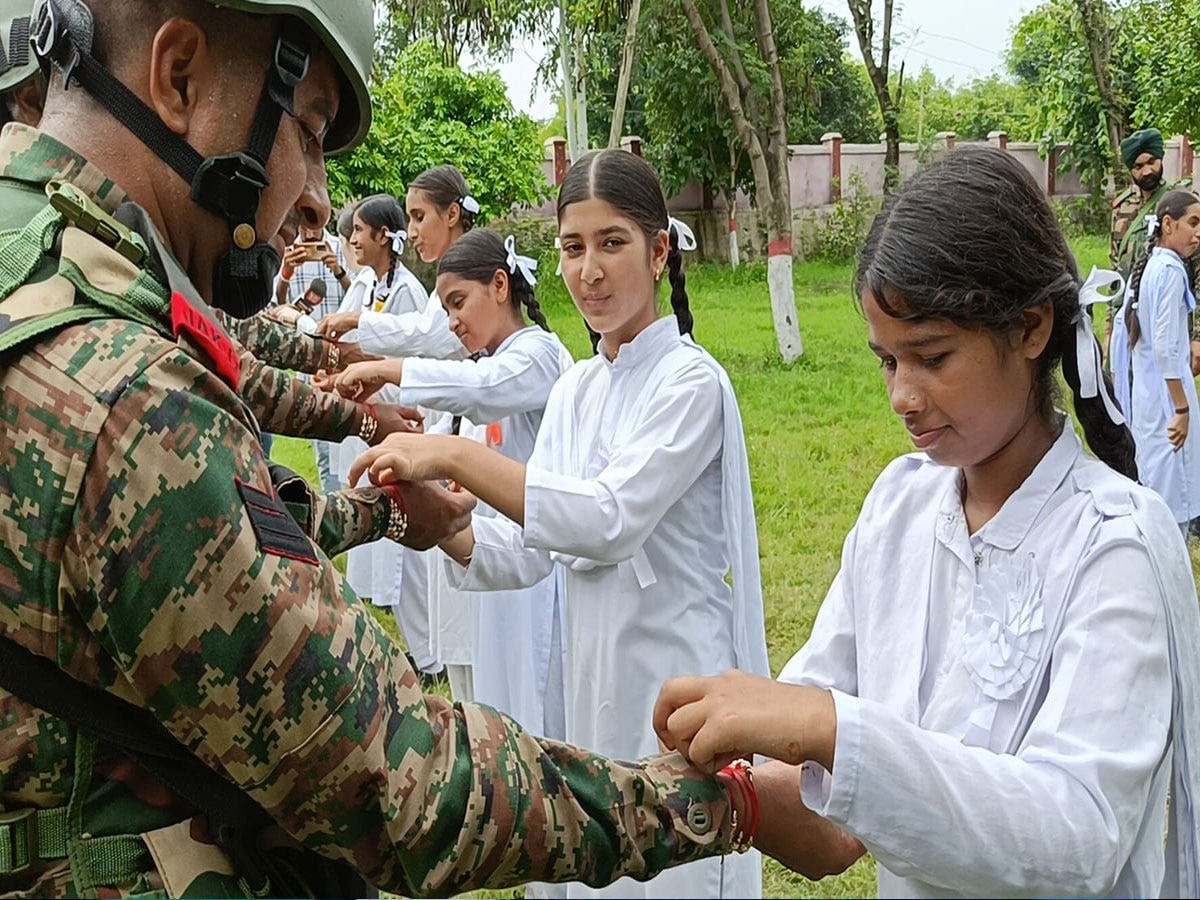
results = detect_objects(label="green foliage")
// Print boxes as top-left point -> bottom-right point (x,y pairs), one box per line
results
326,41 -> 548,221
1052,193 -> 1112,238
811,170 -> 879,262
894,67 -> 1037,143
373,0 -> 549,69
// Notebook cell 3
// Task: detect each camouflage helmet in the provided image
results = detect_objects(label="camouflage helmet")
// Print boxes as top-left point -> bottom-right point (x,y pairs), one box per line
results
202,0 -> 374,155
0,0 -> 38,94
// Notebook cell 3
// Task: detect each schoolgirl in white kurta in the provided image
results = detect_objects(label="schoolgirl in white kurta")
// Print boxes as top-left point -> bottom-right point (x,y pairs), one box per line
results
1126,245 -> 1200,524
350,151 -> 768,899
652,147 -> 1200,899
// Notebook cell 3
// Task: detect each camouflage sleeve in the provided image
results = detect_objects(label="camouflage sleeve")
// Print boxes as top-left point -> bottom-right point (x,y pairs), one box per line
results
312,487 -> 392,557
63,349 -> 734,896
237,349 -> 364,442
213,308 -> 329,374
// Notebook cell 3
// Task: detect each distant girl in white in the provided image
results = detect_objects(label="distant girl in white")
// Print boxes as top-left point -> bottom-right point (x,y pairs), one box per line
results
352,150 -> 768,900
328,229 -> 573,739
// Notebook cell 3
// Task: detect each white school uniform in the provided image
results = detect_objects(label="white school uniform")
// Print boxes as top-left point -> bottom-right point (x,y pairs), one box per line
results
452,316 -> 768,899
400,326 -> 573,735
354,268 -> 465,361
1109,299 -> 1132,419
339,267 -> 448,672
1125,247 -> 1200,524
780,424 -> 1200,898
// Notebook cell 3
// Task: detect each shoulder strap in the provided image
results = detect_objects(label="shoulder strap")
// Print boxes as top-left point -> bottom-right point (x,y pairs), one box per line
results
1117,182 -> 1171,263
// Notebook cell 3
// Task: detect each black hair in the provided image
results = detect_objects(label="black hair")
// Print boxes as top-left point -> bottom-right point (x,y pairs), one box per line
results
855,144 -> 1137,480
335,200 -> 360,240
437,229 -> 552,332
1125,189 -> 1199,349
557,150 -> 692,353
354,194 -> 405,291
410,165 -> 477,232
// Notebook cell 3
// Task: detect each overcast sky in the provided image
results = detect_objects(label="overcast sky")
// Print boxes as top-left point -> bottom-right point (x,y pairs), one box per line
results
460,0 -> 1037,121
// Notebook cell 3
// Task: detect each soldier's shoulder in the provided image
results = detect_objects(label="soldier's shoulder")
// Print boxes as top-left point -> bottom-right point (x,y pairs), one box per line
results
1175,175 -> 1197,194
1113,185 -> 1139,209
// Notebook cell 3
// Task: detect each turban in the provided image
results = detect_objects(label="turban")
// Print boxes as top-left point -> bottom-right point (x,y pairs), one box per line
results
1121,128 -> 1164,169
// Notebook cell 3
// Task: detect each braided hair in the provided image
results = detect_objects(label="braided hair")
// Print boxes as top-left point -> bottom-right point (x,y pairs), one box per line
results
557,150 -> 693,353
355,195 -> 406,293
1125,189 -> 1198,349
856,145 -> 1136,480
438,229 -> 552,332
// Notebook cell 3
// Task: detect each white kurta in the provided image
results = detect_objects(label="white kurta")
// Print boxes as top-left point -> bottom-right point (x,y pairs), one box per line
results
780,425 -> 1200,898
355,264 -> 465,361
1127,247 -> 1200,524
401,326 -> 573,736
339,270 -> 448,673
452,316 -> 767,899
1109,299 -> 1132,419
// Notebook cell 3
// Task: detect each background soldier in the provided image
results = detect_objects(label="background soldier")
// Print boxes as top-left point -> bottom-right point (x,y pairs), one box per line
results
0,0 -> 757,896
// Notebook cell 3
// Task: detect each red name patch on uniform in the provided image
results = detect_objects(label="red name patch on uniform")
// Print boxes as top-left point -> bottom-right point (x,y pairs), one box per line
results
170,292 -> 241,389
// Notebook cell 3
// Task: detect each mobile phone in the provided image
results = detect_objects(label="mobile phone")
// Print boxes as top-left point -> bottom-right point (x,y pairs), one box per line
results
299,241 -> 329,262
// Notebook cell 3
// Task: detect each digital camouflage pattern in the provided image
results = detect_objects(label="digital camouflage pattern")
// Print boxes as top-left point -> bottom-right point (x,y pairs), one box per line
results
0,125 -> 738,898
212,307 -> 330,375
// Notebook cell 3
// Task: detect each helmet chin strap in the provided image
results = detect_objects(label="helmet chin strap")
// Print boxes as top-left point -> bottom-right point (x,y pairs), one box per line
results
32,0 -> 310,317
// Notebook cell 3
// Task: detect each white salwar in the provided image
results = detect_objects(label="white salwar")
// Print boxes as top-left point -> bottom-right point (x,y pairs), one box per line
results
338,267 -> 452,672
1125,247 -> 1200,524
398,326 -> 574,736
779,425 -> 1200,898
451,316 -> 767,899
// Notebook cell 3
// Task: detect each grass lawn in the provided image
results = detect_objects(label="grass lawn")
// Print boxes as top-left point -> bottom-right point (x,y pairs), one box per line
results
270,233 -> 1163,899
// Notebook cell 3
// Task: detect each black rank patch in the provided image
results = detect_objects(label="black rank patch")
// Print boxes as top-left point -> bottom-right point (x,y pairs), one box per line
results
235,477 -> 319,566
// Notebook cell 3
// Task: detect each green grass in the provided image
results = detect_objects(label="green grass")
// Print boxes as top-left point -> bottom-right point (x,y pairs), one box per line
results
268,239 -> 1189,899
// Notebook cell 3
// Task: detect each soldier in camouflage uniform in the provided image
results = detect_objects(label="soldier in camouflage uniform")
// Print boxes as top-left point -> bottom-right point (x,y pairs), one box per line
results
1106,127 -> 1200,372
0,0 -> 752,897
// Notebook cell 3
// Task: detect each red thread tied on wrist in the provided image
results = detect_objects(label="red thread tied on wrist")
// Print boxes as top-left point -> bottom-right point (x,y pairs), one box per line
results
718,758 -> 759,852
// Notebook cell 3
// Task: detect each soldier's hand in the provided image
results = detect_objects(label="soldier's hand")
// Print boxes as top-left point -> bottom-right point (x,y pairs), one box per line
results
324,359 -> 402,399
371,402 -> 425,440
316,311 -> 362,340
1190,340 -> 1200,376
349,433 -> 455,486
390,480 -> 477,550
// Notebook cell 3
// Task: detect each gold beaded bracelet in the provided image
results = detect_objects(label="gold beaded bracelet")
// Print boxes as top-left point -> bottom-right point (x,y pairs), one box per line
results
325,340 -> 340,373
358,406 -> 378,444
384,485 -> 408,542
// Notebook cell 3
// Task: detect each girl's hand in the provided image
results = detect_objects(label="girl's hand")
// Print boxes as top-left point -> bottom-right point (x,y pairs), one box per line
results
316,311 -> 362,339
349,433 -> 456,486
324,359 -> 402,399
1169,411 -> 1189,450
653,670 -> 836,773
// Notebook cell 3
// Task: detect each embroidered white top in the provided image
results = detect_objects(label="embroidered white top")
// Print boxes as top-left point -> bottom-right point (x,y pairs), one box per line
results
781,424 -> 1200,898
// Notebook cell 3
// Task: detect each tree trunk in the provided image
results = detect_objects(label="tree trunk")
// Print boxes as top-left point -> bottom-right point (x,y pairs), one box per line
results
559,0 -> 581,160
847,0 -> 901,190
608,0 -> 643,148
1076,0 -> 1124,183
679,0 -> 802,361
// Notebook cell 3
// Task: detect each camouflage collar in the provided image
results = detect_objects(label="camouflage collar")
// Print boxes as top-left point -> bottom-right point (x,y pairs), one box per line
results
0,124 -> 128,214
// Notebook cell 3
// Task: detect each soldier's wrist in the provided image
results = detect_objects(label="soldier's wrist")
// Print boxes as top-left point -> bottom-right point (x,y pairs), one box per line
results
716,759 -> 759,853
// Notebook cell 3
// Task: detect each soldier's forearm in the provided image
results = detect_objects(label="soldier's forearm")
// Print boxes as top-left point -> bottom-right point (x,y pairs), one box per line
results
314,487 -> 391,556
238,353 -> 364,442
216,309 -> 329,374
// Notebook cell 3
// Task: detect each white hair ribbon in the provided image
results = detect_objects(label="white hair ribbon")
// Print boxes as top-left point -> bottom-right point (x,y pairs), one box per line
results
460,195 -> 481,215
1074,266 -> 1126,426
1146,213 -> 1160,237
504,235 -> 539,287
384,228 -> 407,255
667,217 -> 697,251
554,236 -> 563,276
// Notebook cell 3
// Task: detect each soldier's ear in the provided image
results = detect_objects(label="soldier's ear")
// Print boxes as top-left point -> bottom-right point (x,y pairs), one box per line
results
146,18 -> 209,137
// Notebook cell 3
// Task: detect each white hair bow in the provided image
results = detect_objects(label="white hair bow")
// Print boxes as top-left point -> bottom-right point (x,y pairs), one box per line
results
1146,213 -> 1160,237
505,235 -> 538,287
460,195 -> 481,215
667,217 -> 697,251
1074,266 -> 1126,426
384,228 -> 407,255
554,236 -> 563,276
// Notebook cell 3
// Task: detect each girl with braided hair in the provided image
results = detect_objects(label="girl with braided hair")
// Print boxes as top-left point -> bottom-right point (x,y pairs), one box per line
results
349,149 -> 767,900
1119,189 -> 1200,531
327,229 -> 574,736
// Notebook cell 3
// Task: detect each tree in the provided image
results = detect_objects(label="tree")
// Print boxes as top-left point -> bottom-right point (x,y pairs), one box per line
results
846,0 -> 903,190
374,0 -> 546,68
678,0 -> 803,361
608,0 -> 643,147
326,41 -> 547,219
1075,0 -> 1124,181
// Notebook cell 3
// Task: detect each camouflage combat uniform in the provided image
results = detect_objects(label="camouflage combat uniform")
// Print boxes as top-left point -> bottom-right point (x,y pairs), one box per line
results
214,307 -> 331,377
1109,177 -> 1200,340
0,126 -> 737,898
